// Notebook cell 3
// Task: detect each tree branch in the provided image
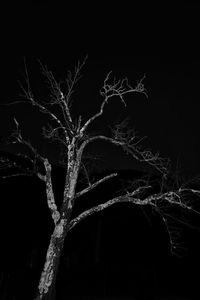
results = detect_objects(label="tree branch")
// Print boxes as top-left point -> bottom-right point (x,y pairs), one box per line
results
68,196 -> 127,231
69,185 -> 200,257
65,55 -> 88,106
17,60 -> 70,144
79,161 -> 91,186
0,154 -> 36,179
1,121 -> 60,224
38,61 -> 74,132
9,118 -> 45,161
42,159 -> 60,224
76,172 -> 118,198
68,192 -> 153,231
42,124 -> 68,147
4,118 -> 49,179
78,133 -> 169,176
79,72 -> 147,136
38,56 -> 88,135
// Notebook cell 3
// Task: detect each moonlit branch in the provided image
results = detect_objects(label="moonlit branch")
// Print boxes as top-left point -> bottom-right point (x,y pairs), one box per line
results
76,173 -> 118,198
10,118 -> 45,161
78,133 -> 169,176
38,60 -> 74,130
69,184 -> 200,258
19,61 -> 70,144
68,194 -> 151,231
79,72 -> 147,136
65,55 -> 88,105
43,159 -> 60,224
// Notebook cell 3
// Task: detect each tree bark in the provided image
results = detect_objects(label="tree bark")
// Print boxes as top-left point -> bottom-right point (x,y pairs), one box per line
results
35,219 -> 68,300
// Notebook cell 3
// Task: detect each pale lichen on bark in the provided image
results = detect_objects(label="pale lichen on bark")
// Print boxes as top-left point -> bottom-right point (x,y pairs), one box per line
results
37,220 -> 66,299
46,182 -> 60,223
43,159 -> 60,224
38,241 -> 56,296
52,210 -> 60,224
67,199 -> 73,209
67,180 -> 76,209
54,219 -> 65,238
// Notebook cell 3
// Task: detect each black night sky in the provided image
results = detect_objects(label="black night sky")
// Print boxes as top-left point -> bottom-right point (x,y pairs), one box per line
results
1,2 -> 200,300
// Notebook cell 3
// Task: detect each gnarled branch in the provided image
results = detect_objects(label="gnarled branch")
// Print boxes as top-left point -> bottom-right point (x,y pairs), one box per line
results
80,72 -> 147,136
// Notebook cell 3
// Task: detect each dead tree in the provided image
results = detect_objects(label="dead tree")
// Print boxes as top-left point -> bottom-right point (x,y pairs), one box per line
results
1,57 -> 200,300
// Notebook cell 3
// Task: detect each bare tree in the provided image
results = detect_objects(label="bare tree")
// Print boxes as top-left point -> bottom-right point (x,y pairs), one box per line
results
1,57 -> 200,300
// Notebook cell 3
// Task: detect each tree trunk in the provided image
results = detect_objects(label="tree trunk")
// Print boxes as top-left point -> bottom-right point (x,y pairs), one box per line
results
35,219 -> 68,300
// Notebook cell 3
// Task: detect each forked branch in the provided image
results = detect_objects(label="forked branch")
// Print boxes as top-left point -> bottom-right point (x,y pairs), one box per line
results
80,72 -> 147,136
69,183 -> 200,256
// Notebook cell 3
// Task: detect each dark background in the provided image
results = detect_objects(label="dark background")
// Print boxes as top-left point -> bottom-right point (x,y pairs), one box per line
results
0,160 -> 200,300
1,1 -> 200,177
1,2 -> 200,300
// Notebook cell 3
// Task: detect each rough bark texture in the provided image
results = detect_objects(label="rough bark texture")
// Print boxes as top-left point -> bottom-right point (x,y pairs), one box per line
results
35,218 -> 68,300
